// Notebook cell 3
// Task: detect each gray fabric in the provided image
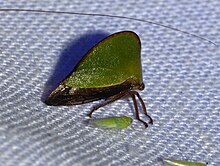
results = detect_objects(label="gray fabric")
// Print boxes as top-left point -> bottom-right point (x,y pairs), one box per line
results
0,1 -> 219,166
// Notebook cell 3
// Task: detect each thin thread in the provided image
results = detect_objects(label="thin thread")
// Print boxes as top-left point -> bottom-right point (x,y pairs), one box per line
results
0,8 -> 217,46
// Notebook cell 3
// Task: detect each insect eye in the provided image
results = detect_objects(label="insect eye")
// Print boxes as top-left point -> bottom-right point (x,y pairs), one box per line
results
139,83 -> 145,90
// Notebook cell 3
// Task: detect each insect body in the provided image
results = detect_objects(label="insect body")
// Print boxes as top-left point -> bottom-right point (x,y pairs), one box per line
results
45,31 -> 153,127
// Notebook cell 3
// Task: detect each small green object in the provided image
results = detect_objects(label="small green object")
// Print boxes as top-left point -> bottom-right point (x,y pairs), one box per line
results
46,31 -> 153,127
163,158 -> 207,166
89,116 -> 132,129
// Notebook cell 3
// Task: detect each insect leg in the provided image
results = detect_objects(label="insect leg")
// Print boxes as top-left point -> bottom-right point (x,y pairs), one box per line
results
87,90 -> 129,117
130,93 -> 149,128
133,92 -> 153,124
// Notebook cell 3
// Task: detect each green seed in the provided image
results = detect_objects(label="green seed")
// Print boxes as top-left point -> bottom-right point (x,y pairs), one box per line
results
163,158 -> 207,166
89,116 -> 133,129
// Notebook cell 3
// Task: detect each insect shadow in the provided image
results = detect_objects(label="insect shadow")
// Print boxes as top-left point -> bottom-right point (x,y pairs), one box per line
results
41,31 -> 110,102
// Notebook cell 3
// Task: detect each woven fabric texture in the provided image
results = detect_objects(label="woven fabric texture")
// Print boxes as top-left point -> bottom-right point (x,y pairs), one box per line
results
0,1 -> 219,166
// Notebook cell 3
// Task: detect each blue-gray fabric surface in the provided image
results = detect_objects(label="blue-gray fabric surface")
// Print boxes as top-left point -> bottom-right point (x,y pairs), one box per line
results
0,1 -> 219,166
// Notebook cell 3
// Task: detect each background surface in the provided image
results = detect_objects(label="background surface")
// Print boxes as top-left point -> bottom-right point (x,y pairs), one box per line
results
0,1 -> 219,166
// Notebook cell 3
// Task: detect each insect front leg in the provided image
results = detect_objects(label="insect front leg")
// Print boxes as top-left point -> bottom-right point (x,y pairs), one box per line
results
130,93 -> 149,128
131,91 -> 153,124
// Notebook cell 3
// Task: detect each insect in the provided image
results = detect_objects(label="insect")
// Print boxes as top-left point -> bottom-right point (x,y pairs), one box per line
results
44,31 -> 153,127
0,8 -> 216,128
89,116 -> 133,129
163,158 -> 207,166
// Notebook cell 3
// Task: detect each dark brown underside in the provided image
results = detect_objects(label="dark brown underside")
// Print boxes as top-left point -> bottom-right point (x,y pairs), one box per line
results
45,82 -> 136,106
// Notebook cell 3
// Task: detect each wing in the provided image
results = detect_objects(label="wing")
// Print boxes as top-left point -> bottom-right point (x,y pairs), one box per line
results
64,31 -> 143,88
